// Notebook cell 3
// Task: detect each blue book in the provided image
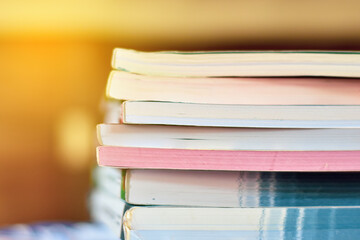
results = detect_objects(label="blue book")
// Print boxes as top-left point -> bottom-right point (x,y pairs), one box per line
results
124,206 -> 360,240
95,167 -> 360,207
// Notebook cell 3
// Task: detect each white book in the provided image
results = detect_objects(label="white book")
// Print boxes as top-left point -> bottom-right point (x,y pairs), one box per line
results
97,124 -> 360,151
112,48 -> 360,77
123,206 -> 360,240
122,101 -> 360,128
95,167 -> 360,208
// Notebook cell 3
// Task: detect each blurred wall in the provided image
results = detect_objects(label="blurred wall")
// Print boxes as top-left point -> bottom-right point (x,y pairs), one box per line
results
1,0 -> 360,225
1,0 -> 360,50
0,40 -> 113,224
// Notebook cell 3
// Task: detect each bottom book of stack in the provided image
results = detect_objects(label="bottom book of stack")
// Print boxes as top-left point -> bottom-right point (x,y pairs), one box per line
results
90,167 -> 360,240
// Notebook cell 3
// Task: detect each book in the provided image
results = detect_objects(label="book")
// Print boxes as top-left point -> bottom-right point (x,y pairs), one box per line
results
122,101 -> 360,128
123,206 -> 360,240
93,48 -> 360,239
93,166 -> 122,198
97,146 -> 360,172
98,124 -> 360,151
95,167 -> 360,207
90,189 -> 128,238
101,100 -> 122,124
112,48 -> 360,77
107,71 -> 360,105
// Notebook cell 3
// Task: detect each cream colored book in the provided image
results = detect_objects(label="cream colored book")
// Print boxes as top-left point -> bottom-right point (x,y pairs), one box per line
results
97,124 -> 360,151
112,48 -> 360,77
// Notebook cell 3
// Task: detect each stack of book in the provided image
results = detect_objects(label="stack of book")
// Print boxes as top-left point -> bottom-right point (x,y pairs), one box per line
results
91,49 -> 360,240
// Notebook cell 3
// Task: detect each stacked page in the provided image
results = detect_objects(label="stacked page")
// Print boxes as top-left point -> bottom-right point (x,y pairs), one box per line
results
91,48 -> 360,239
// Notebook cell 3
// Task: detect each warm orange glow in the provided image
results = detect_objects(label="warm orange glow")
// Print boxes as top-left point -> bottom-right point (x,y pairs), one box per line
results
0,40 -> 112,224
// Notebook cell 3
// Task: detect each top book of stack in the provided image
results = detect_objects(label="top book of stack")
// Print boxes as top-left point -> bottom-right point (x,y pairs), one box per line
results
112,48 -> 360,77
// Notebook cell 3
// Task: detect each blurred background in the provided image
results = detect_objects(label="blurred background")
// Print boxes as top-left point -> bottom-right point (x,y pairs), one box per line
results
1,0 -> 360,225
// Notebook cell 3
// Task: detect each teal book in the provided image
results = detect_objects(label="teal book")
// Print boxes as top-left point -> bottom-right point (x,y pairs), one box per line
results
89,189 -> 360,240
124,207 -> 360,240
94,167 -> 360,208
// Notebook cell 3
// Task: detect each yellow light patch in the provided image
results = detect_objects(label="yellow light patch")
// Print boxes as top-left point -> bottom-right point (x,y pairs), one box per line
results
55,107 -> 95,171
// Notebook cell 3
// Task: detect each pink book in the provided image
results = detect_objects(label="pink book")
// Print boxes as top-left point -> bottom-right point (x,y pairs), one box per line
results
97,146 -> 360,172
107,71 -> 360,105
